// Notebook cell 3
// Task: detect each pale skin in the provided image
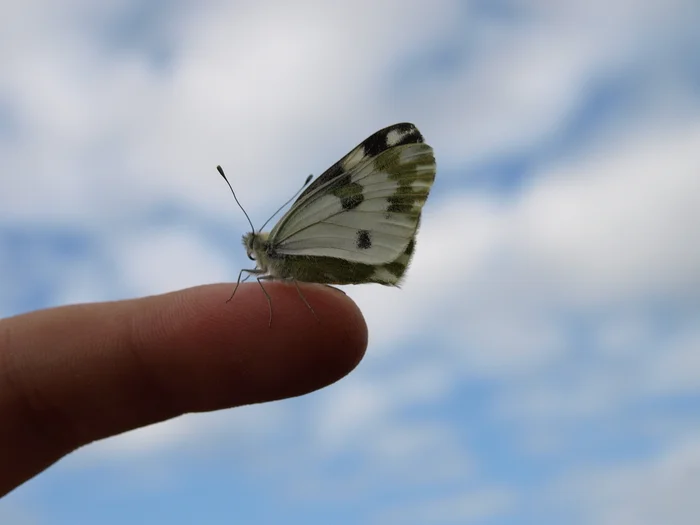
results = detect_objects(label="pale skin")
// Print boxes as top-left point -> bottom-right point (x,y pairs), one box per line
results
0,282 -> 367,498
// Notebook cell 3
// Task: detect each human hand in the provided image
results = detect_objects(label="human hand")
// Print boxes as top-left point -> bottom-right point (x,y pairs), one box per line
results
0,283 -> 367,497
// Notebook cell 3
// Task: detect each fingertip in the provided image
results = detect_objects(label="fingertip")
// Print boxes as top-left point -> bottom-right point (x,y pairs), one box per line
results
235,281 -> 368,401
133,282 -> 368,408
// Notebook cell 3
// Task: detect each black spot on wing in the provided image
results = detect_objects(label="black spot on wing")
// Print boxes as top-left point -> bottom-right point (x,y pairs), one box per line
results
356,230 -> 372,249
341,193 -> 364,210
386,184 -> 419,214
387,194 -> 413,214
361,131 -> 389,157
333,180 -> 364,210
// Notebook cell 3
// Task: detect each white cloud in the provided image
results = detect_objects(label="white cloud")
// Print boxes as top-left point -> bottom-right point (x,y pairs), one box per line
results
556,432 -> 700,525
311,359 -> 468,483
513,120 -> 700,306
111,226 -> 233,296
427,0 -> 700,167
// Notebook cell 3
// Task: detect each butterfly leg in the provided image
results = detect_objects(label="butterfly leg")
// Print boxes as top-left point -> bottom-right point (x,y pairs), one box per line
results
226,268 -> 247,303
227,268 -> 264,303
255,276 -> 274,327
293,280 -> 319,323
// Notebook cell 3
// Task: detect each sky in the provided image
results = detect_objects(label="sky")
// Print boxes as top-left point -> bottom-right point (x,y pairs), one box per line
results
1,0 -> 700,524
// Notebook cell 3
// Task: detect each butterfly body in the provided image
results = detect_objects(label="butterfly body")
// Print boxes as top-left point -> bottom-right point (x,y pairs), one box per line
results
220,122 -> 436,322
242,230 -> 417,285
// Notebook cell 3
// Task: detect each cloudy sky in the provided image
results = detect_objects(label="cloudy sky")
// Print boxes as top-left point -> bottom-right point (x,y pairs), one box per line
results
2,0 -> 700,524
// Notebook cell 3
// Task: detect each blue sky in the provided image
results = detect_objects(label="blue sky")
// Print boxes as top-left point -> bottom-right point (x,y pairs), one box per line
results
2,1 -> 700,524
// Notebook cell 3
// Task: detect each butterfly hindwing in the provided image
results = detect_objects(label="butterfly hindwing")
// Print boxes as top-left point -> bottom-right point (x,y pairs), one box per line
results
258,230 -> 419,286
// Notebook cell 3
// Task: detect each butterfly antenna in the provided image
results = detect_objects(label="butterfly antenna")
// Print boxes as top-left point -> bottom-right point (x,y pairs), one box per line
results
258,174 -> 313,232
217,165 -> 256,234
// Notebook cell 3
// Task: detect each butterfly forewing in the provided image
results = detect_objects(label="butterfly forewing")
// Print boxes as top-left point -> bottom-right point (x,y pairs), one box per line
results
267,124 -> 435,267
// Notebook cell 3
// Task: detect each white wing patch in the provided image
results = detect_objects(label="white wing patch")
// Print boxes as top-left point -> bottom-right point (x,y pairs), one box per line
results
274,223 -> 411,264
386,127 -> 411,146
341,145 -> 369,172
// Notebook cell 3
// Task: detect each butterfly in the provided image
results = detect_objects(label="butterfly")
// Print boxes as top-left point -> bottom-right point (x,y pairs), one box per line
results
217,122 -> 436,325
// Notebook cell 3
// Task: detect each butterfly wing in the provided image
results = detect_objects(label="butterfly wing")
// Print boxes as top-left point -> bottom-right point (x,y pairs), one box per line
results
267,123 -> 436,267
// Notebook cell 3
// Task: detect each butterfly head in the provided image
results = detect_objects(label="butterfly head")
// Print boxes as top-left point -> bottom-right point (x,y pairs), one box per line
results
242,231 -> 269,263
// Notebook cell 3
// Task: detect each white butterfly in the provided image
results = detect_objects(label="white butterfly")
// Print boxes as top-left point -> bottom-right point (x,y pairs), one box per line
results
218,123 -> 436,324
